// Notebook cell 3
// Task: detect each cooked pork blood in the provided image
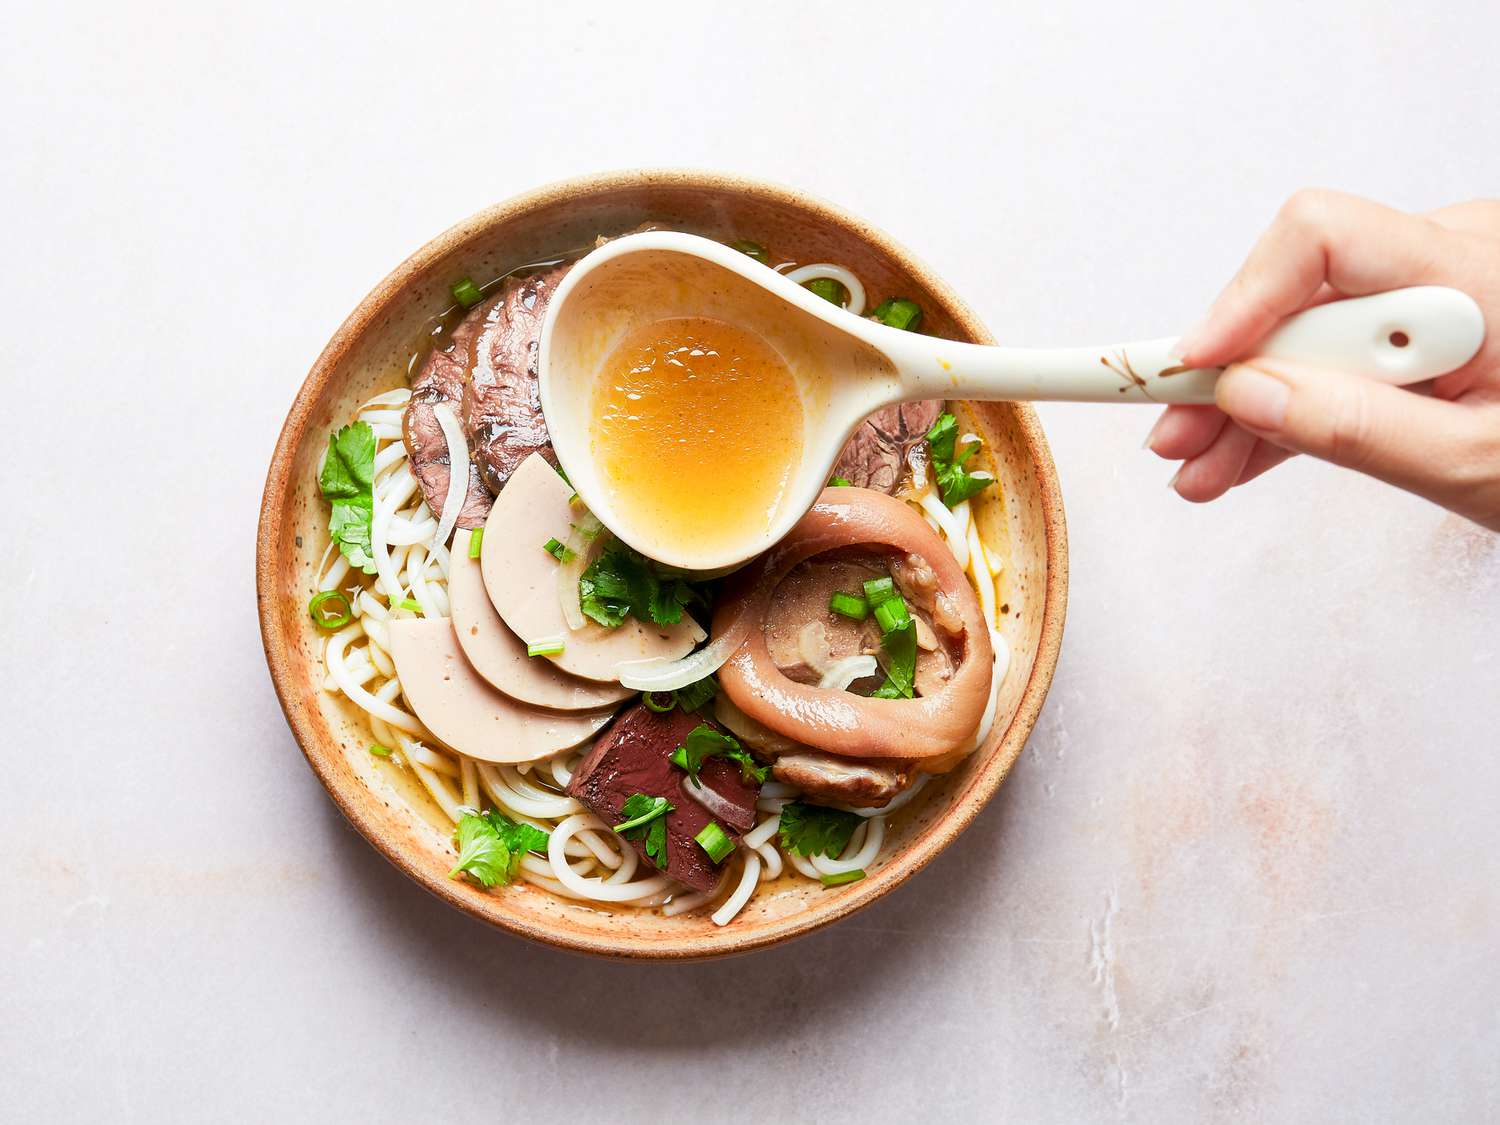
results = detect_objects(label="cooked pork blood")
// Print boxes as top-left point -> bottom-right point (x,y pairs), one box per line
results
403,293 -> 502,529
463,264 -> 569,494
566,704 -> 761,892
833,400 -> 942,494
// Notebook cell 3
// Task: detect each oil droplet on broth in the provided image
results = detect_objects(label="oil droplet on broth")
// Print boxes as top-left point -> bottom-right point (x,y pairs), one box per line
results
590,317 -> 803,557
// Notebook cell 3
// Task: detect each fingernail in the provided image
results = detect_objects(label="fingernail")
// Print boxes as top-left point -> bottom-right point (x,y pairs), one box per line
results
1218,364 -> 1290,431
1142,413 -> 1166,451
1167,465 -> 1183,491
1171,317 -> 1211,363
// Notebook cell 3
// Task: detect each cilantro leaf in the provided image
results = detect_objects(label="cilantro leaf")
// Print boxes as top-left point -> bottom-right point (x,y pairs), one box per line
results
448,808 -> 549,888
319,422 -> 377,574
579,541 -> 703,629
448,811 -> 512,887
924,411 -> 995,509
670,724 -> 769,785
777,802 -> 864,858
483,809 -> 550,864
614,794 -> 673,870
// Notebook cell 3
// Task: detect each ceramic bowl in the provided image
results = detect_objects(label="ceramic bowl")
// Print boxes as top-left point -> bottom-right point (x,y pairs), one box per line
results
257,169 -> 1067,959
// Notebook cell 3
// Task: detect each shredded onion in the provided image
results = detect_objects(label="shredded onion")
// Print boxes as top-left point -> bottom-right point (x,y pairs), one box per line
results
817,654 -> 878,692
617,622 -> 746,692
557,512 -> 605,631
429,403 -> 468,552
682,777 -> 745,825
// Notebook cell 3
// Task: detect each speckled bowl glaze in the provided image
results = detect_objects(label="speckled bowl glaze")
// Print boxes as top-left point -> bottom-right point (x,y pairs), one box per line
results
257,170 -> 1068,960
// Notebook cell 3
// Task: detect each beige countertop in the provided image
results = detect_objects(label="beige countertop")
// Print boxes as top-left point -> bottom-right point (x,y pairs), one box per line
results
4,2 -> 1497,1121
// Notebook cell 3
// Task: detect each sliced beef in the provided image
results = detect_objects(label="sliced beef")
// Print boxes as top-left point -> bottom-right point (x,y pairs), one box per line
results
462,264 -> 569,494
832,400 -> 943,494
402,293 -> 502,530
566,704 -> 761,892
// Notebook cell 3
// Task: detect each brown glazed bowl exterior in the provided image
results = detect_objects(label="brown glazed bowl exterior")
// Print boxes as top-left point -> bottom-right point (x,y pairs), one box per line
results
256,169 -> 1068,960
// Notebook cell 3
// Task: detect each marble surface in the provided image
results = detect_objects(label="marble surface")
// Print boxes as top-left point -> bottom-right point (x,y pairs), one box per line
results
4,3 -> 1498,1121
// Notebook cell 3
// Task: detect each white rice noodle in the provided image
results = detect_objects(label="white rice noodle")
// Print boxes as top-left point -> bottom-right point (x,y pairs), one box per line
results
546,814 -> 672,903
325,625 -> 421,732
711,851 -> 762,926
742,814 -> 782,850
967,524 -> 999,629
663,871 -> 728,917
784,263 -> 867,317
964,629 -> 1010,754
784,849 -> 822,880
919,492 -> 970,570
817,654 -> 878,692
477,763 -> 581,820
320,553 -> 350,594
396,734 -> 463,821
754,843 -> 783,880
407,742 -> 459,776
460,757 -> 479,809
810,816 -> 885,876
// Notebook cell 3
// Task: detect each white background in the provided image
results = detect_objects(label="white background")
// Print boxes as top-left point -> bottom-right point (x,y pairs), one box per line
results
5,3 -> 1498,1122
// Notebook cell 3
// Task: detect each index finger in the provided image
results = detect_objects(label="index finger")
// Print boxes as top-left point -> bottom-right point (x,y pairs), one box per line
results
1176,189 -> 1453,367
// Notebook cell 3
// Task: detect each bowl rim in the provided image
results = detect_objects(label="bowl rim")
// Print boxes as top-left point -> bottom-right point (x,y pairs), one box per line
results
256,167 -> 1069,960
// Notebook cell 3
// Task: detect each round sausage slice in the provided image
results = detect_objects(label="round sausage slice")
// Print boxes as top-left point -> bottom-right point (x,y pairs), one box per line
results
389,618 -> 614,763
480,453 -> 700,683
449,529 -> 632,710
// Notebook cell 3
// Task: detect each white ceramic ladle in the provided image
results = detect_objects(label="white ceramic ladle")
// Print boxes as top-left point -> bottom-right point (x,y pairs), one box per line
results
539,231 -> 1485,571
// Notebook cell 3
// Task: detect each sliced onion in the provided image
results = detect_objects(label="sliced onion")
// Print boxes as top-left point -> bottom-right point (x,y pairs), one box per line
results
682,776 -> 746,825
617,624 -> 746,692
918,491 -> 970,570
429,403 -> 468,553
557,512 -> 605,631
817,654 -> 878,692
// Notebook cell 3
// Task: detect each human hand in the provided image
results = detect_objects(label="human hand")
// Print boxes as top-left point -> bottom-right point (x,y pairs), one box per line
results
1146,189 -> 1500,531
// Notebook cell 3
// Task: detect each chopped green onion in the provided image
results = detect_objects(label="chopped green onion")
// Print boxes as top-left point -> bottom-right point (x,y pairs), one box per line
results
862,577 -> 896,606
542,537 -> 576,563
368,743 -> 393,758
394,596 -> 422,614
672,675 -> 718,713
804,277 -> 848,306
451,277 -> 483,309
468,528 -> 484,558
829,591 -> 868,620
695,822 -> 735,864
642,691 -> 677,713
730,239 -> 769,263
308,590 -> 353,630
827,475 -> 852,487
870,297 -> 923,332
820,869 -> 866,887
873,595 -> 911,635
527,639 -> 565,657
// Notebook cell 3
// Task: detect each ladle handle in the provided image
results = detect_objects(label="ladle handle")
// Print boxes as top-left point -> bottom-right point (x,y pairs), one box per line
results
881,286 -> 1485,405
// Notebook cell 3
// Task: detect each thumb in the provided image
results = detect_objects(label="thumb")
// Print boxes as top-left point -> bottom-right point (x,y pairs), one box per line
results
1215,358 -> 1484,502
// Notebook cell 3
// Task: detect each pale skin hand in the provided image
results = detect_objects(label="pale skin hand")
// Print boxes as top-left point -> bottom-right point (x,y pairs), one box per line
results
1145,189 -> 1500,531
